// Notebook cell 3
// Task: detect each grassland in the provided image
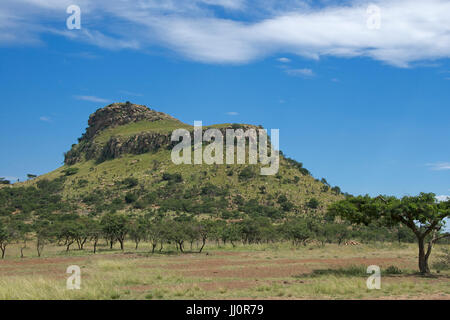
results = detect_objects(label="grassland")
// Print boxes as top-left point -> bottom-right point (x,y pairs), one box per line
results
0,242 -> 448,300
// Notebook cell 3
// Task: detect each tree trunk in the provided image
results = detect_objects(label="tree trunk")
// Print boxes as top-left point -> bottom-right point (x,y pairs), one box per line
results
37,241 -> 43,257
199,238 -> 206,253
0,245 -> 5,259
93,239 -> 98,254
80,238 -> 87,250
417,236 -> 430,274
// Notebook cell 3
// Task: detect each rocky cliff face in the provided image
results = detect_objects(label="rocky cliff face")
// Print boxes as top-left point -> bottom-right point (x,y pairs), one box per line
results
65,102 -> 178,165
64,102 -> 259,165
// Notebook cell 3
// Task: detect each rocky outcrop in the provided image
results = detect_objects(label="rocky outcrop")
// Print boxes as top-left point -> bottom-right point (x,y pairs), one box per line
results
98,132 -> 174,162
80,102 -> 177,142
64,102 -> 261,165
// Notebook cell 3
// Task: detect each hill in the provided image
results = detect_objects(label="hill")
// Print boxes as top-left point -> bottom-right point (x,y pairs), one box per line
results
9,102 -> 344,220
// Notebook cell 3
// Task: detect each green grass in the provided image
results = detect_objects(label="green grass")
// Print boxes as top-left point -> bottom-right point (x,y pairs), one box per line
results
93,119 -> 191,143
1,242 -> 449,300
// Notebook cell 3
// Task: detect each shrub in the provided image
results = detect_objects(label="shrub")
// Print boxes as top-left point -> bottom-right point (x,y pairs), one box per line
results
238,167 -> 256,181
385,265 -> 402,274
62,167 -> 79,176
0,178 -> 11,185
162,173 -> 183,183
121,177 -> 139,188
125,192 -> 138,204
306,198 -> 320,209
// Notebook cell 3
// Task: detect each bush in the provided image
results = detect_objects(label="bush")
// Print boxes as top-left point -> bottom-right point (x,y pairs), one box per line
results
125,192 -> 138,204
162,173 -> 183,183
306,198 -> 320,209
121,177 -> 139,188
62,167 -> 79,176
385,265 -> 402,274
238,167 -> 256,181
307,265 -> 367,277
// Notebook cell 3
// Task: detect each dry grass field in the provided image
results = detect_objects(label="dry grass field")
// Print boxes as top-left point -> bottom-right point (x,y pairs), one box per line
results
0,241 -> 449,300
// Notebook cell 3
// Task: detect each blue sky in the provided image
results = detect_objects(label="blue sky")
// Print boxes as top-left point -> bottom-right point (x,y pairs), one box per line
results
0,0 -> 449,200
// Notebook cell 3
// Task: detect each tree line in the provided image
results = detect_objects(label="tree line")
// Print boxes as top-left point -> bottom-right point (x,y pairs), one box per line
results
0,211 -> 420,260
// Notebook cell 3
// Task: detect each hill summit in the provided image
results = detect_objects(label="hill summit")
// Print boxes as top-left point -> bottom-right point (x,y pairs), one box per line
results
64,102 -> 185,165
82,102 -> 178,141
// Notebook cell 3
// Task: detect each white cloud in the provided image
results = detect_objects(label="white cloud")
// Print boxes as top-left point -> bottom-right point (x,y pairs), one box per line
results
74,95 -> 110,103
1,0 -> 450,67
39,116 -> 51,122
427,162 -> 450,171
436,195 -> 450,202
226,111 -> 239,115
285,68 -> 314,77
277,57 -> 291,63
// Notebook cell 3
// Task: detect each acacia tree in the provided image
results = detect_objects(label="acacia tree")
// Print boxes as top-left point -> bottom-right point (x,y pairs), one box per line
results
55,221 -> 78,252
33,220 -> 52,257
127,215 -> 147,250
282,218 -> 314,246
0,223 -> 10,259
89,220 -> 103,254
329,193 -> 450,274
147,219 -> 164,253
101,214 -> 128,250
75,216 -> 91,250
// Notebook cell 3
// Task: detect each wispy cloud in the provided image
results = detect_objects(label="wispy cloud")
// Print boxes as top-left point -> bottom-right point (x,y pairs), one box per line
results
74,95 -> 110,103
226,111 -> 239,116
285,68 -> 314,77
277,57 -> 291,63
67,51 -> 100,59
2,0 -> 450,67
39,116 -> 51,122
426,162 -> 450,171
